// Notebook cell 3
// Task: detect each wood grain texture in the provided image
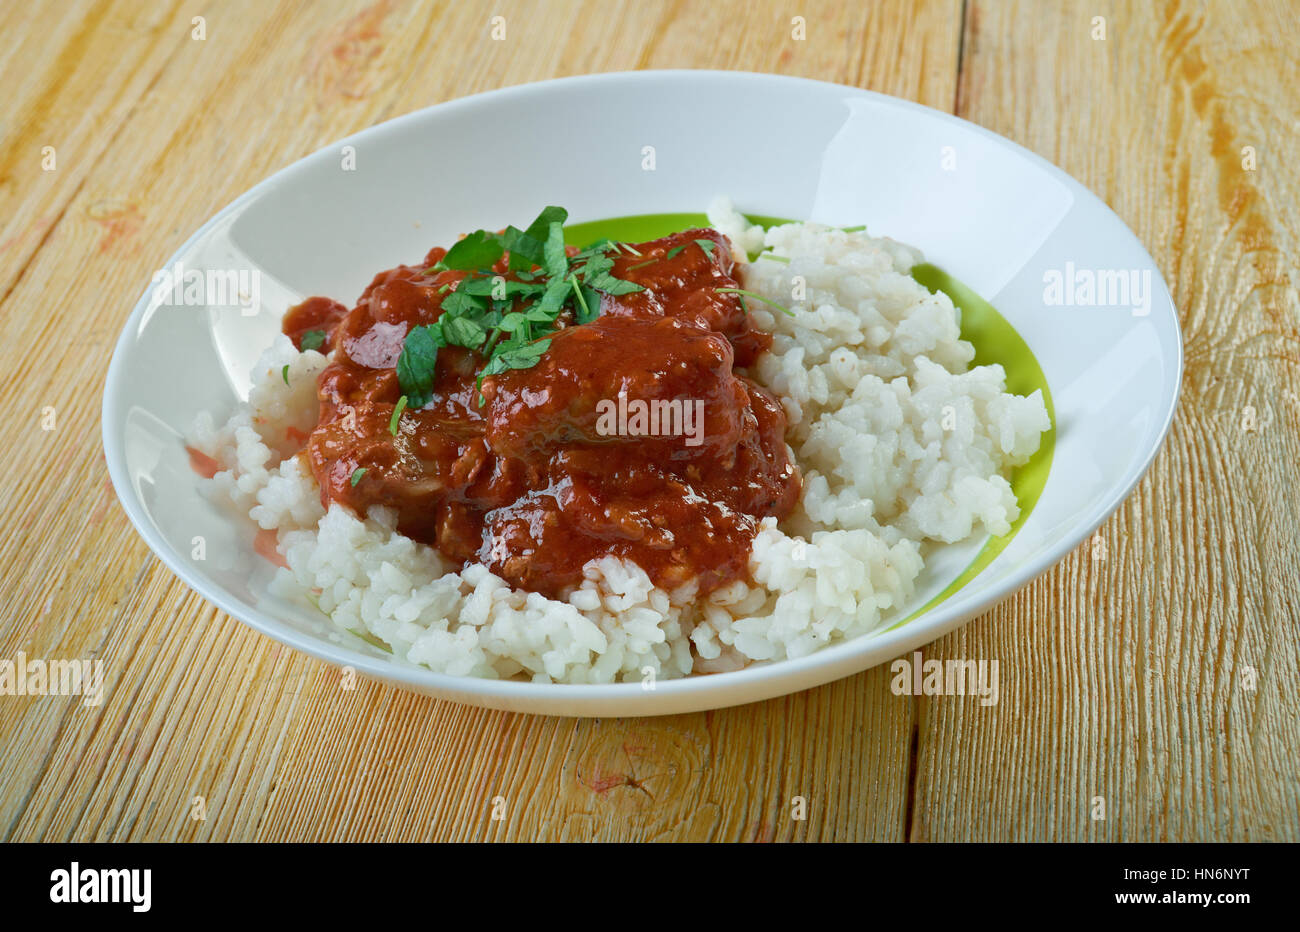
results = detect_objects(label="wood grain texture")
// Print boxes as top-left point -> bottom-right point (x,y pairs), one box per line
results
908,0 -> 1300,843
0,0 -> 1294,842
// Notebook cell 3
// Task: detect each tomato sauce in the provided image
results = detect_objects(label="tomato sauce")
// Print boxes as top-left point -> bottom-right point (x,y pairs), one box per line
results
283,296 -> 349,353
283,228 -> 800,597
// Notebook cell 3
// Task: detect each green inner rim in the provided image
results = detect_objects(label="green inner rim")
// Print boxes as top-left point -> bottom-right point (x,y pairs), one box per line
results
566,213 -> 1057,627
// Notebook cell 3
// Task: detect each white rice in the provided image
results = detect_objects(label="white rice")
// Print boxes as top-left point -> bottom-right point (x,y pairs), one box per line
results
187,198 -> 1050,683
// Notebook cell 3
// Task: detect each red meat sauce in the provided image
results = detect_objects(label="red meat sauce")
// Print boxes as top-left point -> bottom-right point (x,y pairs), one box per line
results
281,228 -> 800,598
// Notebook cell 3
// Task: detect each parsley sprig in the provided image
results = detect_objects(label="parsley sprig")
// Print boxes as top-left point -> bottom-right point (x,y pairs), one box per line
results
396,206 -> 645,407
714,287 -> 796,317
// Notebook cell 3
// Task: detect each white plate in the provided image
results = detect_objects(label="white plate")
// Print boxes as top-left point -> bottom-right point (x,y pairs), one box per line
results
102,71 -> 1182,716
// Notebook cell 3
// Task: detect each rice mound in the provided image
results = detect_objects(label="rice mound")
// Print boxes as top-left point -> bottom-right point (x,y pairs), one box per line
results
187,198 -> 1050,683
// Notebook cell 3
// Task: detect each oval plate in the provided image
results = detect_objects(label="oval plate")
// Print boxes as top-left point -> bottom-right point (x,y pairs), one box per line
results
102,71 -> 1182,717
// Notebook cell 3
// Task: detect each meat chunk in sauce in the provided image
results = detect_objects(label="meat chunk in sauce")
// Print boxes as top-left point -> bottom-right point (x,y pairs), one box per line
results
482,314 -> 747,462
284,228 -> 800,598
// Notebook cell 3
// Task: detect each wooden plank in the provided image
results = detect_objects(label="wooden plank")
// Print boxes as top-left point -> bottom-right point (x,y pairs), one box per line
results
909,0 -> 1300,841
0,0 -> 195,310
0,0 -> 962,842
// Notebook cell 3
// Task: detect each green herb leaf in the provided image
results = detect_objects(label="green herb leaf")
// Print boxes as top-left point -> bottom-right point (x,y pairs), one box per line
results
497,311 -> 530,334
523,206 -> 568,241
589,275 -> 643,296
350,467 -> 367,487
389,395 -> 408,435
395,324 -> 444,408
281,364 -> 290,385
474,337 -> 553,406
502,206 -> 569,272
458,277 -> 500,297
543,221 -> 569,281
694,238 -> 717,256
714,287 -> 795,317
570,275 -> 594,323
438,229 -> 505,271
442,315 -> 487,349
461,277 -> 544,299
578,252 -> 614,280
580,252 -> 644,296
478,353 -> 509,379
665,243 -> 687,260
573,238 -> 615,259
578,284 -> 602,323
497,339 -> 551,369
546,222 -> 572,276
441,282 -> 489,318
300,330 -> 326,351
501,227 -> 537,271
534,273 -> 572,318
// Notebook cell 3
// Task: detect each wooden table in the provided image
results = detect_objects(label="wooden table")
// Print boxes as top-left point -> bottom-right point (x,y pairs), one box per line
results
2,0 -> 1296,842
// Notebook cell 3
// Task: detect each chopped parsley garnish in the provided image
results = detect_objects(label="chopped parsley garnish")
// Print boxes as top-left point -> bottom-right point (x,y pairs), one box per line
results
389,395 -> 408,436
300,330 -> 326,351
397,206 -> 646,407
714,287 -> 796,317
350,467 -> 367,487
663,238 -> 716,262
395,325 -> 442,408
281,364 -> 290,385
435,229 -> 505,271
